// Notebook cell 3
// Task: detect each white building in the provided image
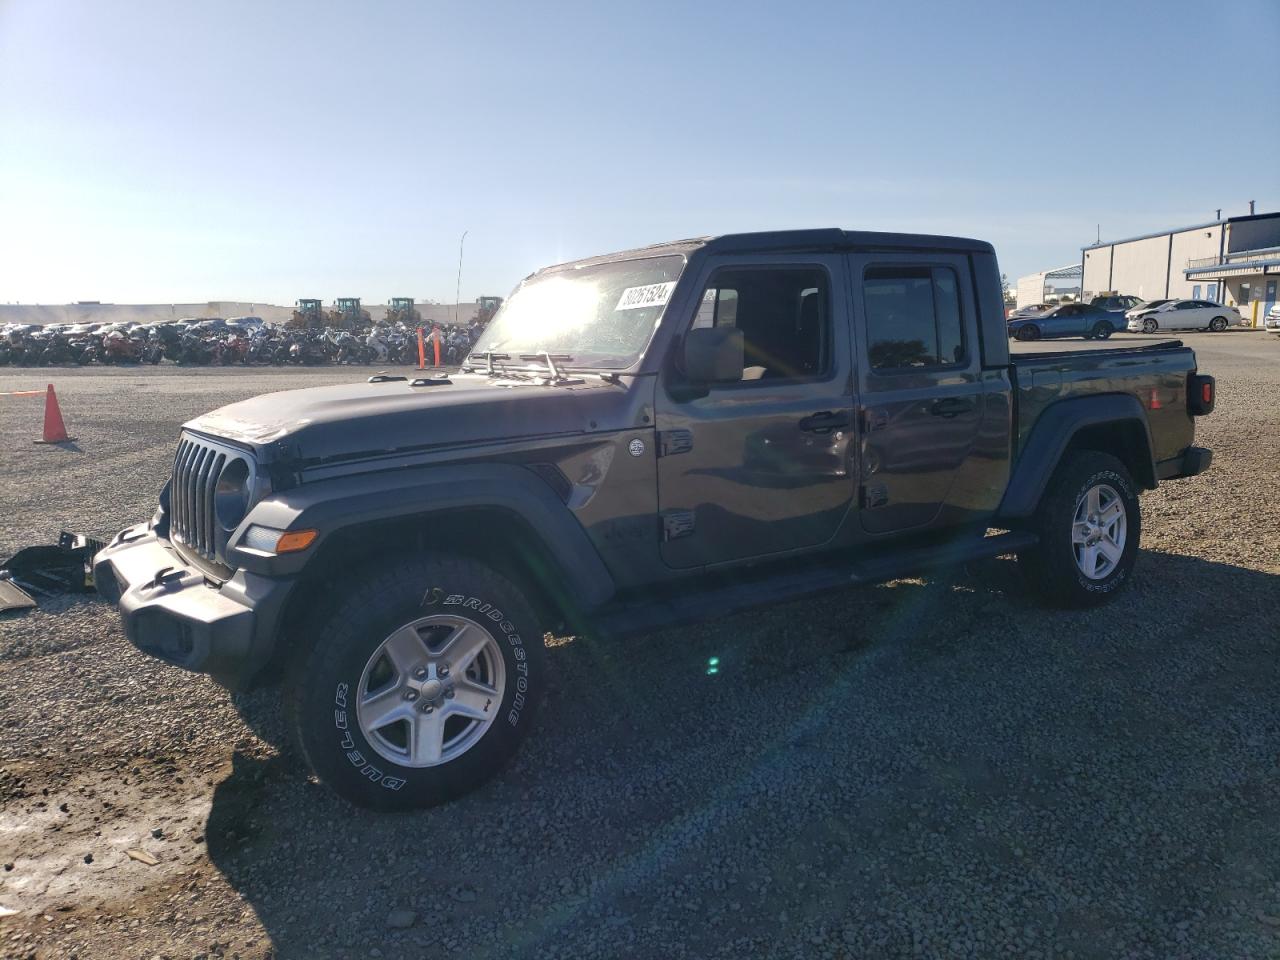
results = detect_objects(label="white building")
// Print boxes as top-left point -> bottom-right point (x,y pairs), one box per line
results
1080,211 -> 1280,325
1015,264 -> 1082,308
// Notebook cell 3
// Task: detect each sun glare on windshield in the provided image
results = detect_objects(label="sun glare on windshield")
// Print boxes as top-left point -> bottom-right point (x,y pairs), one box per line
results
501,276 -> 604,344
473,255 -> 686,368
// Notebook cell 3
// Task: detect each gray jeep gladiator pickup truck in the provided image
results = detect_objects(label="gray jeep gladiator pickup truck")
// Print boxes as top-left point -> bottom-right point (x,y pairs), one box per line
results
95,229 -> 1215,809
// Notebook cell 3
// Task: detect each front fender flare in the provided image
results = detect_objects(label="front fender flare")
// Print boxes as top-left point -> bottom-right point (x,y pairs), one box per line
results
229,463 -> 615,608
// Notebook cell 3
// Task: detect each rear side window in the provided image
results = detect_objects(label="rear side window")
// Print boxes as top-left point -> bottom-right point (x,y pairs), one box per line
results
863,265 -> 964,371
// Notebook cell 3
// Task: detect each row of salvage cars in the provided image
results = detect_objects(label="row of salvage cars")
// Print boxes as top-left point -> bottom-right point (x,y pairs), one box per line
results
1006,296 -> 1247,342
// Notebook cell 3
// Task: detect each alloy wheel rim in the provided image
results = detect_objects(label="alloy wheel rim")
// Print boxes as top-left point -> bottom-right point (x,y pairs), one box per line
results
356,614 -> 506,768
1071,483 -> 1127,580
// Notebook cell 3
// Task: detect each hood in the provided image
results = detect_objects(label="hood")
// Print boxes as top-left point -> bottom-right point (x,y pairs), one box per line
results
186,372 -> 643,465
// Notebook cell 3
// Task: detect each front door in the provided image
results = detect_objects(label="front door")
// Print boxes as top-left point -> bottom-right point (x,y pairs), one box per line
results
1056,304 -> 1091,336
1172,300 -> 1206,329
849,253 -> 985,535
1264,280 -> 1277,322
655,255 -> 855,569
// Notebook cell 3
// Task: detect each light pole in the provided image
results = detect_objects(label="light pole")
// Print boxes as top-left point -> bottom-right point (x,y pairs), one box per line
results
454,230 -> 468,327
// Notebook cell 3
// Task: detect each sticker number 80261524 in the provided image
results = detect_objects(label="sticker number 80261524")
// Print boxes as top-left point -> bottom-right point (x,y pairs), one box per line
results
615,282 -> 677,311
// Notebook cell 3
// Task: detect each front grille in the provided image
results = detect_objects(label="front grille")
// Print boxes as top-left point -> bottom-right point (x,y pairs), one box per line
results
170,435 -> 231,562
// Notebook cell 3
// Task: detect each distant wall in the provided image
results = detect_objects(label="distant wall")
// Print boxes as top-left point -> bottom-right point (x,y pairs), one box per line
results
0,300 -> 490,327
0,302 -> 293,325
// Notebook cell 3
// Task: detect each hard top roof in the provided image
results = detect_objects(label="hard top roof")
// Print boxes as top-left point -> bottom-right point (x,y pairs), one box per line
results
535,229 -> 994,275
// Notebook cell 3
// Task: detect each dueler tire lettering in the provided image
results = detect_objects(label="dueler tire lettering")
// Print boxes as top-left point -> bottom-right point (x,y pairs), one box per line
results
284,554 -> 545,811
1017,450 -> 1142,609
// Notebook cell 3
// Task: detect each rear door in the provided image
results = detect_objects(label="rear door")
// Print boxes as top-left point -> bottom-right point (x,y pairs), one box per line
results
849,253 -> 984,534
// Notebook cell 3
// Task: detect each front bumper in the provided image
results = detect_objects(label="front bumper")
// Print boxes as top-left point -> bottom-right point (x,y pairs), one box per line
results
94,523 -> 292,689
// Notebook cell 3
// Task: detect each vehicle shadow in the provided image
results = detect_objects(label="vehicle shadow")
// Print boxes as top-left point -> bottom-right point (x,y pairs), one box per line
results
208,548 -> 1280,959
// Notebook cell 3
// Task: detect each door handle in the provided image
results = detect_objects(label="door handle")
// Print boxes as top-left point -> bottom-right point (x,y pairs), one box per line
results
798,410 -> 850,433
929,397 -> 972,418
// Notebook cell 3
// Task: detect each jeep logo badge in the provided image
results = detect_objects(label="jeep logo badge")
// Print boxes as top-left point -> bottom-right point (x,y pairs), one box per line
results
628,438 -> 645,457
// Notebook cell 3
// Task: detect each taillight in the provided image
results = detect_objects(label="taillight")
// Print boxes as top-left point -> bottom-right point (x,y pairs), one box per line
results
1189,374 -> 1215,416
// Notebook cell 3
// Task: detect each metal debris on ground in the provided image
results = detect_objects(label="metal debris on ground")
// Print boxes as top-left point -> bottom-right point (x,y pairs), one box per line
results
0,531 -> 106,613
0,579 -> 36,614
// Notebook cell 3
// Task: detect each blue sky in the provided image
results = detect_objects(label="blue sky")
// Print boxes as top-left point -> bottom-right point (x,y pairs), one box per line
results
2,0 -> 1277,305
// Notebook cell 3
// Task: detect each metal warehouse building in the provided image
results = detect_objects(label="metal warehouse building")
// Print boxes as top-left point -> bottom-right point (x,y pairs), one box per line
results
1080,211 -> 1280,325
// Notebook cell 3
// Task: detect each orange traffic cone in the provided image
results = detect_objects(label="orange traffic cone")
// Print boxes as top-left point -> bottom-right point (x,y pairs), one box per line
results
33,384 -> 74,444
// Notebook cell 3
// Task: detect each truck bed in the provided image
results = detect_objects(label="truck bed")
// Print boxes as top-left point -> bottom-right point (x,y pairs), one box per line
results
1008,339 -> 1198,464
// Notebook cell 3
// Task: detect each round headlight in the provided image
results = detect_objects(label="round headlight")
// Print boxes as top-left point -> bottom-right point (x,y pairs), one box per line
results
214,458 -> 252,530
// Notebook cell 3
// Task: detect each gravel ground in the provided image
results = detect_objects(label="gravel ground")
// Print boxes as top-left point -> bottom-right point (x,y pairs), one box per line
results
2,332 -> 1279,960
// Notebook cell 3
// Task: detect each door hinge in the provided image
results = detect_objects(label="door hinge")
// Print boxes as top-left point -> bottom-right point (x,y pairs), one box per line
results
860,484 -> 888,509
860,407 -> 888,432
657,429 -> 694,457
660,510 -> 696,541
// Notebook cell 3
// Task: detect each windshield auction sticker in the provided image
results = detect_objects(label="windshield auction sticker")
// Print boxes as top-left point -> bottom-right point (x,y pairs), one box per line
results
616,282 -> 677,311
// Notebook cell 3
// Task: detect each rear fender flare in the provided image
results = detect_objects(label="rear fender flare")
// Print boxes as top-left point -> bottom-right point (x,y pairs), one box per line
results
997,394 -> 1155,520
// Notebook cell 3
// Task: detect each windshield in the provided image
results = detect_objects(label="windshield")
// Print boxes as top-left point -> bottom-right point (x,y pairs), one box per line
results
470,255 -> 686,369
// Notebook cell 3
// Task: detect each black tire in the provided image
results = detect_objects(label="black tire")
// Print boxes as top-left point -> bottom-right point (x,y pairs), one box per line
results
1141,318 -> 1158,334
285,554 -> 546,810
1016,325 -> 1041,342
1209,316 -> 1228,332
1090,320 -> 1113,340
1017,451 -> 1141,608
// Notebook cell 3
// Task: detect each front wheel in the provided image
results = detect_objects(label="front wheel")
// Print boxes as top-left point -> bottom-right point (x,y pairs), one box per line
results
1141,318 -> 1158,334
1015,325 -> 1041,342
1209,316 -> 1228,332
1018,451 -> 1141,608
1090,320 -> 1114,340
285,555 -> 546,810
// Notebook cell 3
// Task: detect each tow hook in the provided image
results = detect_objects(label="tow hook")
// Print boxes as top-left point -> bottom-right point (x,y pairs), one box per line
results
115,526 -> 147,546
145,566 -> 185,591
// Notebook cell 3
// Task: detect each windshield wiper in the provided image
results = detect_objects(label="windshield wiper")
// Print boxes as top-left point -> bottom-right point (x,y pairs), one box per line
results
519,353 -> 575,381
464,351 -> 510,375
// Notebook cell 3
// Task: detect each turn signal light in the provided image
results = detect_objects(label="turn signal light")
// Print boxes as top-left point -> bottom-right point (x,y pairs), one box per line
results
275,529 -> 319,553
1188,374 -> 1216,416
241,525 -> 319,555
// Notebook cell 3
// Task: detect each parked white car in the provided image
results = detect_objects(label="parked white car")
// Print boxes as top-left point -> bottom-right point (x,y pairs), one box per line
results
1264,303 -> 1280,335
1007,303 -> 1054,320
1127,299 -> 1241,333
1125,299 -> 1173,322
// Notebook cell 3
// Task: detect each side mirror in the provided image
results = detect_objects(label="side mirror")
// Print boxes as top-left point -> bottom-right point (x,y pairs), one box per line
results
682,327 -> 743,383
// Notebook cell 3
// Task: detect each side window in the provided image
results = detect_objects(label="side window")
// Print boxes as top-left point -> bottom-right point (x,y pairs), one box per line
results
863,265 -> 965,371
695,267 -> 830,382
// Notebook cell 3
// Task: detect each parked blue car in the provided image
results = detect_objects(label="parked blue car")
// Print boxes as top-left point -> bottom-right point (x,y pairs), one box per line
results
1007,303 -> 1119,341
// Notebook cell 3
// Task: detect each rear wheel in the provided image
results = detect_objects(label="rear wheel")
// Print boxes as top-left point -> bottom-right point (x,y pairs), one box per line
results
1018,451 -> 1141,608
285,554 -> 546,810
1090,320 -> 1114,340
1209,316 -> 1228,332
1016,325 -> 1041,342
1141,318 -> 1158,334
